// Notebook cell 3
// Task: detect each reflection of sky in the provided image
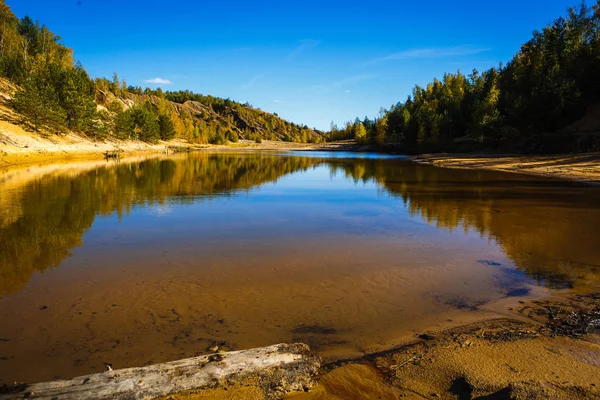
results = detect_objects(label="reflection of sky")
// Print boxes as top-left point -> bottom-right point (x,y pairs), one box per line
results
147,204 -> 174,217
283,151 -> 407,160
89,163 -> 495,254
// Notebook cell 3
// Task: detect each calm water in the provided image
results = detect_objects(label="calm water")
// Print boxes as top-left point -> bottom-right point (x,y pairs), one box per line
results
1,151 -> 599,384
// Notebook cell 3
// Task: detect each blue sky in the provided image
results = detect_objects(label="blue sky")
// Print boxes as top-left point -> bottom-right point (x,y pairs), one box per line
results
9,0 -> 580,130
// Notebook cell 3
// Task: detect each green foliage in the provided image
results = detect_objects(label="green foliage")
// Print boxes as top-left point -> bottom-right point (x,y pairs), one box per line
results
132,106 -> 160,142
158,114 -> 175,140
57,64 -> 97,131
114,103 -> 161,142
330,2 -> 600,153
209,131 -> 226,145
114,109 -> 133,139
226,129 -> 239,142
12,60 -> 66,131
107,100 -> 123,114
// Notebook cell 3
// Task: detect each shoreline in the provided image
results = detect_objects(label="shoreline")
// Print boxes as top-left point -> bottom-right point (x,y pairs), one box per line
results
163,291 -> 600,400
0,139 -> 358,169
412,152 -> 600,185
3,135 -> 600,186
5,291 -> 599,399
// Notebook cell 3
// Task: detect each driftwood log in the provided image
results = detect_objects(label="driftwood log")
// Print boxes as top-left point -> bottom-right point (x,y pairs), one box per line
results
2,343 -> 320,400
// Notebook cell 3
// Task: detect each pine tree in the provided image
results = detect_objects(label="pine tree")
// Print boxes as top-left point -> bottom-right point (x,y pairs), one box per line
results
158,114 -> 175,140
57,64 -> 96,131
12,60 -> 65,131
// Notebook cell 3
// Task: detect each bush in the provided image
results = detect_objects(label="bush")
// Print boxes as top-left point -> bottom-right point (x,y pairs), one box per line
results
226,129 -> 239,142
209,132 -> 226,145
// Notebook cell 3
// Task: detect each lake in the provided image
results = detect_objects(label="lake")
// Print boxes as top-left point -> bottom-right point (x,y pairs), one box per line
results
1,151 -> 599,384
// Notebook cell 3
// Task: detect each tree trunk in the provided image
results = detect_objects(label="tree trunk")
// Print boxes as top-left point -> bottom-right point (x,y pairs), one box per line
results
2,343 -> 320,400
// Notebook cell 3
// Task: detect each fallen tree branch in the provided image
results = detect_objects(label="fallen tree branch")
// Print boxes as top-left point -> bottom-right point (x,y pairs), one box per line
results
2,343 -> 320,400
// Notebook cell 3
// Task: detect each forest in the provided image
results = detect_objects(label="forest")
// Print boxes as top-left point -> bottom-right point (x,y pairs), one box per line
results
329,2 -> 600,153
0,0 -> 324,144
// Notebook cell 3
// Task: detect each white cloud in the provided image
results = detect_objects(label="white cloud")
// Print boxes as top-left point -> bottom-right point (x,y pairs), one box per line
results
273,99 -> 281,103
145,77 -> 172,85
345,90 -> 351,93
359,46 -> 490,67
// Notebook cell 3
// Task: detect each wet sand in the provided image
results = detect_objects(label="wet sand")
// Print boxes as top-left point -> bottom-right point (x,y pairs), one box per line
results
288,292 -> 600,400
162,292 -> 600,400
413,153 -> 600,185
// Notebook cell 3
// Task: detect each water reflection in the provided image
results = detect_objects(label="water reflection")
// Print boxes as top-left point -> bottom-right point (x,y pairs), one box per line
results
1,153 -> 599,295
1,151 -> 600,384
0,153 -> 319,294
327,158 -> 600,289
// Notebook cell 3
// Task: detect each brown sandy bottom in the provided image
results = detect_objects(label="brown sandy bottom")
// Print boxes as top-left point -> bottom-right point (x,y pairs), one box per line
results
413,153 -> 600,185
163,293 -> 600,400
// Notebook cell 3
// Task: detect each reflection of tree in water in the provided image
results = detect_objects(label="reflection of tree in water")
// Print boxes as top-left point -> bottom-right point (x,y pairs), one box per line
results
328,158 -> 600,289
0,154 -> 319,294
2,155 -> 598,295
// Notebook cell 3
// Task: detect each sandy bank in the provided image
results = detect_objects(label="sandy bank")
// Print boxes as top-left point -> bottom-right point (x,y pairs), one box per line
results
0,129 -> 354,168
413,153 -> 600,185
162,292 -> 600,399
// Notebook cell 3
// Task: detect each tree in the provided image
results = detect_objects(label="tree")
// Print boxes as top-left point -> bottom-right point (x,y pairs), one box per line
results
114,109 -> 133,139
374,115 -> 388,145
354,122 -> 367,144
158,114 -> 175,140
130,106 -> 160,143
57,64 -> 96,131
12,60 -> 65,131
111,72 -> 120,96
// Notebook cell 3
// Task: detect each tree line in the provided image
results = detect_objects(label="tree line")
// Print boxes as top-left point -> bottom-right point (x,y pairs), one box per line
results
330,2 -> 600,153
0,0 -> 323,144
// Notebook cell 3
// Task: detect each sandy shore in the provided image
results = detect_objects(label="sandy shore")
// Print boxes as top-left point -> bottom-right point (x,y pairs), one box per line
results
162,292 -> 600,400
288,292 -> 600,400
0,133 -> 356,169
413,153 -> 600,185
4,129 -> 599,185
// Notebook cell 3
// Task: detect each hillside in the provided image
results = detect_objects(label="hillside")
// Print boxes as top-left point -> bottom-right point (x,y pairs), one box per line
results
93,83 -> 325,144
0,0 -> 324,154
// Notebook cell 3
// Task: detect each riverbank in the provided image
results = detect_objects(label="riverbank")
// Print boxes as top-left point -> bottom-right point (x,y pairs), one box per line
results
4,292 -> 598,399
413,153 -> 600,185
0,128 -> 352,168
288,291 -> 600,400
164,292 -> 600,400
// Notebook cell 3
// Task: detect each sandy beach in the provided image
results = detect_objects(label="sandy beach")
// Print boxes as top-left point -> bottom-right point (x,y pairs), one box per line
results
413,153 -> 600,185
